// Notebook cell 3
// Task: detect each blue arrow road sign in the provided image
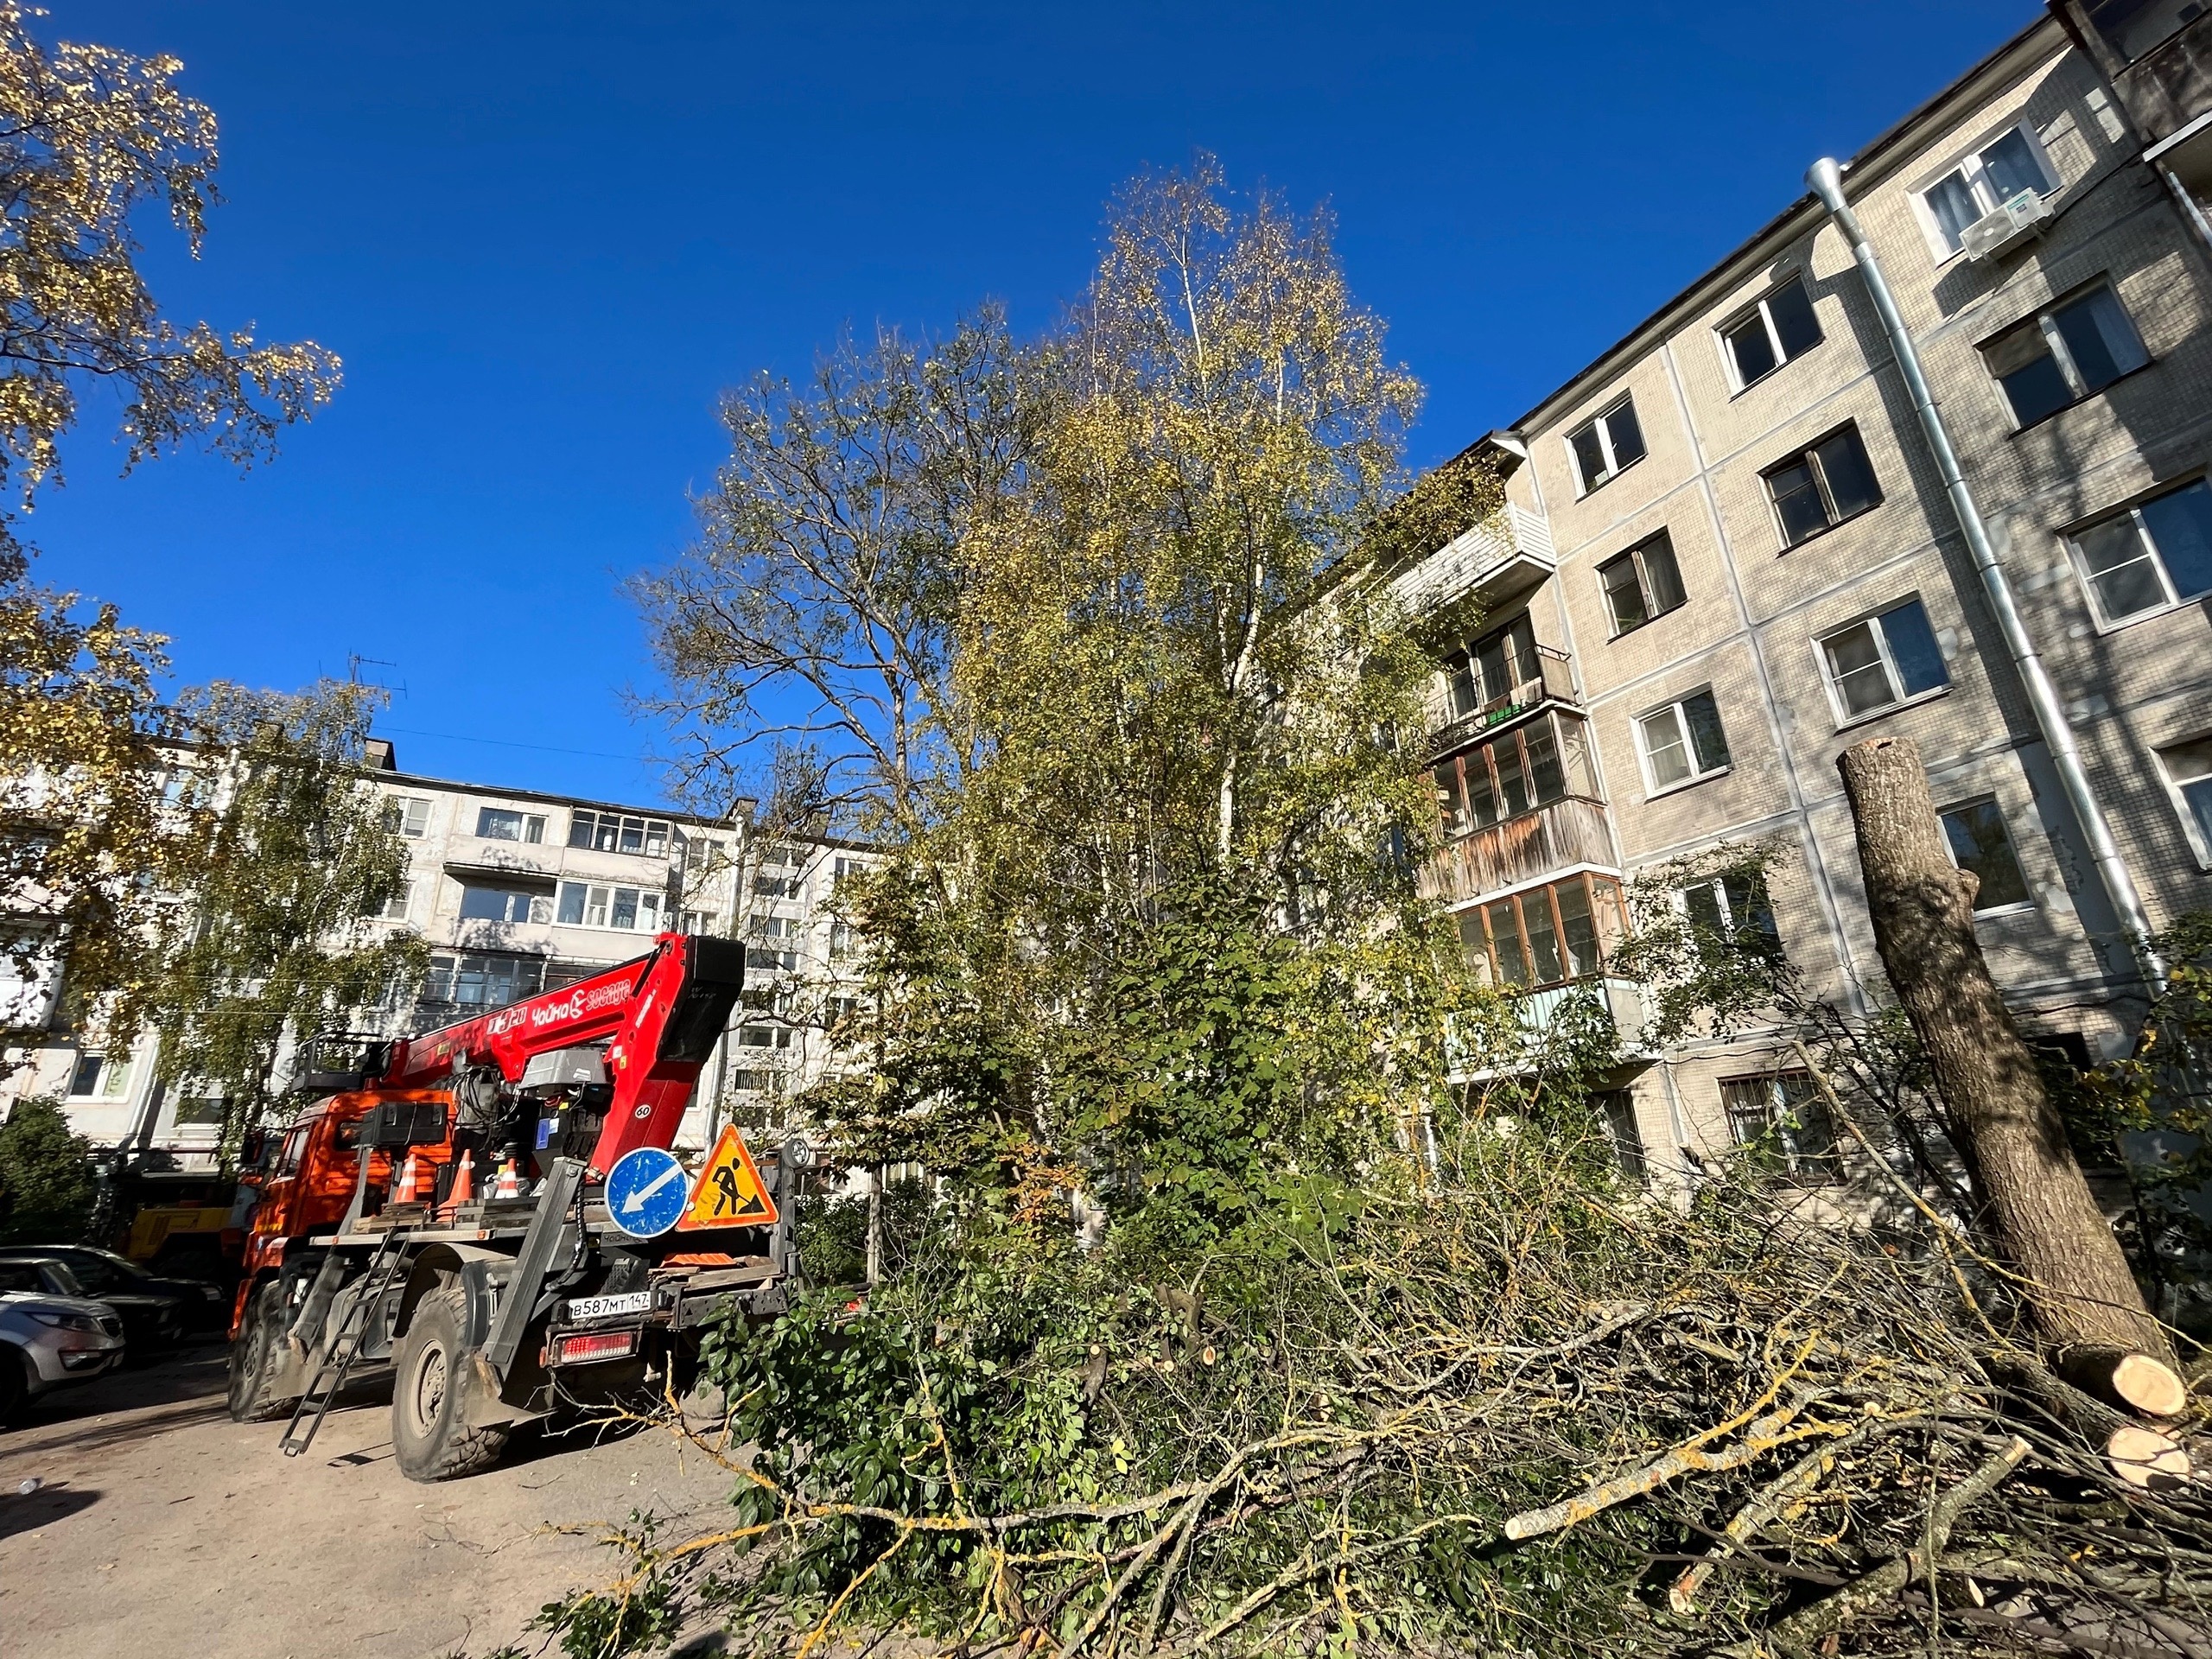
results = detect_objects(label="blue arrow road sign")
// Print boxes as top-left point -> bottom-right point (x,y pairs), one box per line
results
605,1146 -> 687,1238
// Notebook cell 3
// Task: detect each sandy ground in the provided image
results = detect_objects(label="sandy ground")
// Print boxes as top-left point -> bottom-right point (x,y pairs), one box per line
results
0,1341 -> 749,1659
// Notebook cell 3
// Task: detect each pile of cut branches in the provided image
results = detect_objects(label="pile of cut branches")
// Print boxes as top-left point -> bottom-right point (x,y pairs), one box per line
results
529,1111 -> 2212,1659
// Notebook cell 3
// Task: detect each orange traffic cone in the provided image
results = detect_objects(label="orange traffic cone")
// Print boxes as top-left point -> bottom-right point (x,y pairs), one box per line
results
493,1157 -> 521,1199
394,1152 -> 421,1204
441,1149 -> 474,1216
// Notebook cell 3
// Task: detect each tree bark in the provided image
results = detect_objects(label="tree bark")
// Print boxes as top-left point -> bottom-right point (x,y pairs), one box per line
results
1837,735 -> 2170,1359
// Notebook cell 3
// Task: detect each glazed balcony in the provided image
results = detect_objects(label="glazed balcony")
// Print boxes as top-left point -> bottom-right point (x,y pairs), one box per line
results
1424,643 -> 1579,760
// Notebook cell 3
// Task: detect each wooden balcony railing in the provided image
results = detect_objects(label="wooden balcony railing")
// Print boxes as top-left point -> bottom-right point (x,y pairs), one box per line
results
1419,794 -> 1615,908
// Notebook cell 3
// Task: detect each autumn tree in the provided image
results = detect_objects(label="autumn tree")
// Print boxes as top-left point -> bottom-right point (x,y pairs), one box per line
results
149,683 -> 423,1155
0,4 -> 339,1057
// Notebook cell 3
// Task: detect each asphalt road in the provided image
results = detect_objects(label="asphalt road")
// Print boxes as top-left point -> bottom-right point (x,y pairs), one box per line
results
0,1341 -> 749,1659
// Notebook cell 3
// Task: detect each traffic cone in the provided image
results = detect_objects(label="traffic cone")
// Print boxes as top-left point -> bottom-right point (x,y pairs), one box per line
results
441,1149 -> 474,1215
493,1157 -> 521,1199
394,1152 -> 421,1204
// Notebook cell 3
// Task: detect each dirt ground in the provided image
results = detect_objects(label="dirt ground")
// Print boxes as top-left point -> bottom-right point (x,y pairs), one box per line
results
0,1340 -> 750,1659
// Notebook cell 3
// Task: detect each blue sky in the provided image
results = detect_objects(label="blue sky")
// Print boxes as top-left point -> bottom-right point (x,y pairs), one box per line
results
35,0 -> 2034,807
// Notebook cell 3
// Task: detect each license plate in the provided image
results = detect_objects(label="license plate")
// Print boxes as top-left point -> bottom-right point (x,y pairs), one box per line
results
566,1291 -> 651,1322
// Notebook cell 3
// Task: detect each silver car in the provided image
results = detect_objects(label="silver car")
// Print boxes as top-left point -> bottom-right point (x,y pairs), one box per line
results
0,1275 -> 126,1427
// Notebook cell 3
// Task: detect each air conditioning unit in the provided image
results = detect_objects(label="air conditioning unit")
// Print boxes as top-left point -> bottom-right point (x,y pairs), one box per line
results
1962,191 -> 2052,263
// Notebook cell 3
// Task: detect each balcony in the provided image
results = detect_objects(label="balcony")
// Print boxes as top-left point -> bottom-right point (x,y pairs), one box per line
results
1446,976 -> 1653,1078
1389,503 -> 1556,617
1422,795 -> 1615,908
2061,2 -> 2212,146
1425,644 -> 1579,759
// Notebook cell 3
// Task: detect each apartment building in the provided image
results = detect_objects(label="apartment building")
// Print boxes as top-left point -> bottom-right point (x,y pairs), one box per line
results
1397,4 -> 2212,1185
3,738 -> 874,1173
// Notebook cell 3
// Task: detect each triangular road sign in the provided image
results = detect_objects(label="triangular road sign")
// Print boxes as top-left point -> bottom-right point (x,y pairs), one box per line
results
677,1124 -> 779,1231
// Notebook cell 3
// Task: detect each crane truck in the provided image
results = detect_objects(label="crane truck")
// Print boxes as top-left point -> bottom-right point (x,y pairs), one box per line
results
225,931 -> 797,1481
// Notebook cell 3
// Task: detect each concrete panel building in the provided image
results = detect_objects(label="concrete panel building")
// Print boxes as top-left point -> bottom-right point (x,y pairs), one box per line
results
1398,5 -> 2212,1185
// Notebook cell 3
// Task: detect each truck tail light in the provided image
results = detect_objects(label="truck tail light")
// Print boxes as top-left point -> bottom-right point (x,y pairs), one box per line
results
551,1329 -> 639,1366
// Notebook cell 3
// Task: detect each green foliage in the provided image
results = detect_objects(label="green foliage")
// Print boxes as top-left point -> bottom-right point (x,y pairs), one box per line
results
149,680 -> 425,1156
0,1095 -> 95,1244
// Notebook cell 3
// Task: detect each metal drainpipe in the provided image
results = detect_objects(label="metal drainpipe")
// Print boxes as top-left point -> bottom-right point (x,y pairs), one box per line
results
1805,157 -> 2166,995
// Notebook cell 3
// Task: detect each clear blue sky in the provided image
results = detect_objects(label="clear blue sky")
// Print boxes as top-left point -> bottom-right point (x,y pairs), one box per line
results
35,0 -> 2035,807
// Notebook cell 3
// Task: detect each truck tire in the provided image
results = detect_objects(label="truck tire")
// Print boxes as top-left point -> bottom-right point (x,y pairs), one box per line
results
227,1281 -> 297,1424
391,1281 -> 510,1482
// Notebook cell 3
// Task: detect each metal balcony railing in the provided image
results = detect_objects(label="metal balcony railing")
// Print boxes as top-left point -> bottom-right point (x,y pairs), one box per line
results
1425,645 -> 1579,758
1389,504 -> 1556,615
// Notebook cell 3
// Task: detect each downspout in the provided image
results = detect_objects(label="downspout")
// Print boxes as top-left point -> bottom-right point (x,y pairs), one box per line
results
1805,157 -> 2166,995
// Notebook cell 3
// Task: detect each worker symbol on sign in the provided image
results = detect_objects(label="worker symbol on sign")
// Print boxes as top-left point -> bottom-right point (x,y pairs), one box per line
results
677,1124 -> 779,1231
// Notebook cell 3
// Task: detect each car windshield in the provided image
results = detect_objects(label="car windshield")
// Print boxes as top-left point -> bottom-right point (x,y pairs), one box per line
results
38,1261 -> 86,1296
0,1257 -> 88,1297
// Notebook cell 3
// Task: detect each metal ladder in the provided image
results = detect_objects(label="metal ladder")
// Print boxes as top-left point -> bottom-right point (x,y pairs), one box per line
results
278,1224 -> 413,1459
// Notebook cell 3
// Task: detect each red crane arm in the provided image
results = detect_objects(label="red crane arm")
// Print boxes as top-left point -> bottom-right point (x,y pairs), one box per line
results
375,932 -> 747,1173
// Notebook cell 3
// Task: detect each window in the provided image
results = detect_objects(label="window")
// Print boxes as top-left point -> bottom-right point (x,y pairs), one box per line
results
729,1068 -> 787,1094
1723,1072 -> 1841,1184
555,880 -> 663,931
1681,871 -> 1780,954
1456,874 -> 1627,990
753,874 -> 800,899
1431,712 -> 1597,837
2070,479 -> 2212,625
567,810 -> 671,858
424,952 -> 545,1009
1818,598 -> 1948,721
367,878 -> 416,922
1591,1090 -> 1648,1180
1940,798 -> 2033,912
1984,283 -> 2148,428
1636,690 -> 1730,792
383,797 -> 431,837
682,836 -> 727,872
748,914 -> 802,942
1440,614 -> 1542,721
834,855 -> 865,881
1565,396 -> 1646,493
1720,274 -> 1823,389
1920,126 -> 2053,254
738,1025 -> 795,1050
172,1096 -> 226,1128
2158,739 -> 2212,864
1598,531 -> 1687,636
475,806 -> 546,843
830,919 -> 855,956
747,945 -> 799,974
1764,426 -> 1881,548
68,1053 -> 130,1099
458,880 -> 552,925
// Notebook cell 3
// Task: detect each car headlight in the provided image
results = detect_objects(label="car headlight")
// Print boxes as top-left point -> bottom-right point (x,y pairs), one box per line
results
29,1311 -> 105,1333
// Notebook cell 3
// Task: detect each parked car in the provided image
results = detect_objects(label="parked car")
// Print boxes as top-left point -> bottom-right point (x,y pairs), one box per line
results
0,1255 -> 183,1353
0,1274 -> 126,1425
0,1244 -> 228,1334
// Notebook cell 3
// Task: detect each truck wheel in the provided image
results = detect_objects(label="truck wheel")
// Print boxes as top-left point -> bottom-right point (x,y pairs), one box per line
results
227,1281 -> 297,1424
391,1281 -> 509,1482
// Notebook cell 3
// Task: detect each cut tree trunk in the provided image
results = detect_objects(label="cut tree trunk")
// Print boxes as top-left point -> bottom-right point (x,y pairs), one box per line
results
1837,735 -> 2171,1361
2056,1344 -> 2189,1419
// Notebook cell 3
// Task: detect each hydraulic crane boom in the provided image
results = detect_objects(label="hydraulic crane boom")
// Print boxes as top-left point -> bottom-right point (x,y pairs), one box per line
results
374,931 -> 747,1173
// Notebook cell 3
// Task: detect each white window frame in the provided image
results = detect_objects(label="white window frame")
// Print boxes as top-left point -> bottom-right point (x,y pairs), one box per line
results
1633,689 -> 1730,798
1715,272 -> 1821,393
475,806 -> 546,844
2154,739 -> 2212,871
554,879 -> 664,932
1814,601 -> 1949,729
1564,396 -> 1644,496
1935,796 -> 2037,917
375,877 -> 416,923
2066,479 -> 2212,631
385,796 -> 432,837
1911,121 -> 2057,262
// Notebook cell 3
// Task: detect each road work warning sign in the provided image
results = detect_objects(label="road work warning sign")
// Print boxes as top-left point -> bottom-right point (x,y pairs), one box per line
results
677,1124 -> 779,1231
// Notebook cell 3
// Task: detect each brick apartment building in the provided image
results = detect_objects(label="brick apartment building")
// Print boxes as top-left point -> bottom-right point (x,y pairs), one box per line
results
1396,3 -> 2212,1184
3,739 -> 873,1178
